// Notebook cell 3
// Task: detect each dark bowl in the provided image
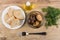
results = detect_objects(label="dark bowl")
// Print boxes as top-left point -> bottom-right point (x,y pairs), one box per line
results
27,11 -> 44,29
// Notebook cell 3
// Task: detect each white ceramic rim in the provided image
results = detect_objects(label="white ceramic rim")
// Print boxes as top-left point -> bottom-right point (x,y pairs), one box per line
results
1,5 -> 25,29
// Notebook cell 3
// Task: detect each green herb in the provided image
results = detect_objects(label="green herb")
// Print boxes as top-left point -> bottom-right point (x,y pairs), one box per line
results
42,6 -> 60,28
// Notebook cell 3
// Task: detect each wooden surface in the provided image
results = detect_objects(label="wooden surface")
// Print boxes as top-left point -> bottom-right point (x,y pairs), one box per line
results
0,0 -> 60,40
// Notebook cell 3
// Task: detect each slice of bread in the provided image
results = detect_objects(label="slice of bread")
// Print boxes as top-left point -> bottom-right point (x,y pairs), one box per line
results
10,18 -> 20,28
7,8 -> 14,17
5,16 -> 15,25
13,10 -> 24,20
4,14 -> 10,23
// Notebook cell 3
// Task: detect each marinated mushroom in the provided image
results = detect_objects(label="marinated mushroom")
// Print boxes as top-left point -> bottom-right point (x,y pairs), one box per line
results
36,14 -> 42,21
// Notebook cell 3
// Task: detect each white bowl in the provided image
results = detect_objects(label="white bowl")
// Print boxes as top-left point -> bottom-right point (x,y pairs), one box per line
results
1,6 -> 25,29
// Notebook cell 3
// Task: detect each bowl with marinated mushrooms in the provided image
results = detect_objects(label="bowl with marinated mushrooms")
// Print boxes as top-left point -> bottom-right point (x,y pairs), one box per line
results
2,6 -> 26,29
27,11 -> 44,28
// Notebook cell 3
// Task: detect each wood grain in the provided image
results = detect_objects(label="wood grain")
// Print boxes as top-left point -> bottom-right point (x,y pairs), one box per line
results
0,0 -> 60,40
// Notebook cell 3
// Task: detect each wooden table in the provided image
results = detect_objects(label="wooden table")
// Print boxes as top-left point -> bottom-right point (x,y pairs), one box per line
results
0,0 -> 60,40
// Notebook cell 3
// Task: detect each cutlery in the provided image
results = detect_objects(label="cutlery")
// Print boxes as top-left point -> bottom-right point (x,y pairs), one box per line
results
19,32 -> 46,36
